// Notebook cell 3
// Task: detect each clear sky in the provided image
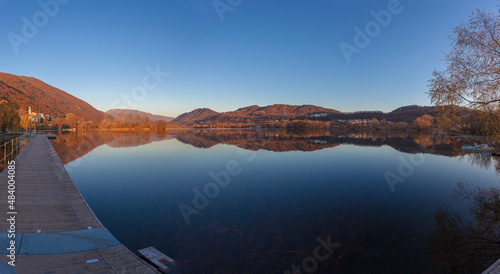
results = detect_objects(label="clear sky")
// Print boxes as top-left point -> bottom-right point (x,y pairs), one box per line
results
1,0 -> 499,117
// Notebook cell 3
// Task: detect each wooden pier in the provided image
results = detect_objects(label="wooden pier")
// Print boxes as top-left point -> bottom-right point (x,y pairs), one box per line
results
139,247 -> 177,273
483,259 -> 500,274
0,135 -> 159,273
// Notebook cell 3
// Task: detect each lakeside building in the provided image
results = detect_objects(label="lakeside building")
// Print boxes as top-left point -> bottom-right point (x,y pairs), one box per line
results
309,113 -> 328,118
27,106 -> 53,123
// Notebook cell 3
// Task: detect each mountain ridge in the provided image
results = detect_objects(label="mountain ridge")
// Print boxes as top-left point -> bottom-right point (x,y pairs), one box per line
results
0,72 -> 105,121
172,108 -> 220,124
0,73 -> 445,126
172,104 -> 342,126
106,109 -> 174,122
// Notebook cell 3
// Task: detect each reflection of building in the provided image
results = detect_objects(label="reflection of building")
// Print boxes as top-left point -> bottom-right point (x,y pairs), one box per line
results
344,119 -> 371,124
28,106 -> 52,123
308,139 -> 327,144
309,113 -> 328,118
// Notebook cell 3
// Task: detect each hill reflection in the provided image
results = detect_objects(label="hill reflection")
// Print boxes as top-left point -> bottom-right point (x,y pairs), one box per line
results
51,130 -> 498,170
49,129 -> 500,272
51,132 -> 174,164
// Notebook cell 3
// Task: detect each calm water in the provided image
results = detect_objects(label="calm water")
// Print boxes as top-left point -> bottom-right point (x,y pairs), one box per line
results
53,130 -> 499,273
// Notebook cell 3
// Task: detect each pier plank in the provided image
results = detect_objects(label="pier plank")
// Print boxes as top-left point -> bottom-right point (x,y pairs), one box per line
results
0,135 -> 158,273
483,259 -> 500,274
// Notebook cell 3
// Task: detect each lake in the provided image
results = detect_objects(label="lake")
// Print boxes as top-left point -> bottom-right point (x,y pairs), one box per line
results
51,130 -> 500,273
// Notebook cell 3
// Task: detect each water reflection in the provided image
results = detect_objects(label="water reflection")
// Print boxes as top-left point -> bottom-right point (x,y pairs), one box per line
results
52,130 -> 500,181
429,183 -> 500,273
52,129 -> 500,272
462,152 -> 500,173
51,129 -> 487,165
51,132 -> 173,164
51,131 -> 105,164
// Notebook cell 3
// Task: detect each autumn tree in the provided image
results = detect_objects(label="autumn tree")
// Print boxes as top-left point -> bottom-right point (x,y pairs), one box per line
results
380,118 -> 388,127
434,106 -> 462,131
412,114 -> 434,130
428,9 -> 500,138
0,102 -> 20,131
52,117 -> 64,130
20,115 -> 30,131
64,113 -> 79,129
152,120 -> 169,132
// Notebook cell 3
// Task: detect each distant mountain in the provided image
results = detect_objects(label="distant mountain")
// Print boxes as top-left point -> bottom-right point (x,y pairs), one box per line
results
172,104 -> 341,126
0,72 -> 457,127
234,104 -> 340,117
106,109 -> 174,122
172,108 -> 220,125
385,105 -> 468,122
324,105 -> 443,122
0,72 -> 105,121
388,105 -> 439,121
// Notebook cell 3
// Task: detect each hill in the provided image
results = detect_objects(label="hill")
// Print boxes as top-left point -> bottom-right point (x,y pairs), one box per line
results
0,72 -> 457,127
172,104 -> 341,126
172,108 -> 220,125
328,105 -> 472,123
320,105 -> 442,123
387,105 -> 439,121
106,109 -> 174,122
0,72 -> 105,121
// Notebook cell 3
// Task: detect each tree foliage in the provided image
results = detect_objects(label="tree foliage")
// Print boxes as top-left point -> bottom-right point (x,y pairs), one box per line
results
428,9 -> 500,138
98,113 -> 175,132
286,120 -> 329,129
412,114 -> 434,130
64,113 -> 79,128
0,102 -> 20,131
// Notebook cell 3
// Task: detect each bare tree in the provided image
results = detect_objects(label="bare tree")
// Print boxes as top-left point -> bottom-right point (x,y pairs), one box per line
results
428,9 -> 500,140
429,9 -> 500,109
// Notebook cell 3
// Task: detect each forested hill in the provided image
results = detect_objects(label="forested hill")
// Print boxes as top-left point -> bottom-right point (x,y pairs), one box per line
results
0,72 -> 105,121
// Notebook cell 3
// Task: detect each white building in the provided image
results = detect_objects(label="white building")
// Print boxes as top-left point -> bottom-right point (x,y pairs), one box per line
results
28,107 -> 52,123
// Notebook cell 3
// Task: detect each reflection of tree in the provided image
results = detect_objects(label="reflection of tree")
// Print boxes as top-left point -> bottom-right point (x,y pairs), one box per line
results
465,153 -> 494,171
51,132 -> 105,164
429,183 -> 500,273
456,154 -> 500,175
413,131 -> 451,148
51,132 -> 173,164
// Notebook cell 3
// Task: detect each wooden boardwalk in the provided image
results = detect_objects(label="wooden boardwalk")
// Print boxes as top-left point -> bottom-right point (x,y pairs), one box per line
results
483,259 -> 500,274
0,135 -> 158,273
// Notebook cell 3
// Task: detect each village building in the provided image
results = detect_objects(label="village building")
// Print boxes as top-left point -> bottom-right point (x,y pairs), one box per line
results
27,106 -> 53,123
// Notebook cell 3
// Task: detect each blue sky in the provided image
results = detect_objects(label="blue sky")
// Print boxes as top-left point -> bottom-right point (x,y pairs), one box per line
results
1,0 -> 499,117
